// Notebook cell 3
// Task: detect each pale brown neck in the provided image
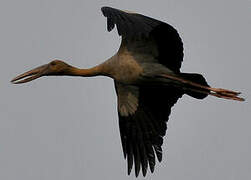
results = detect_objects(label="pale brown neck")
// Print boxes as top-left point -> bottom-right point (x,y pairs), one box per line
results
69,64 -> 104,77
65,56 -> 114,77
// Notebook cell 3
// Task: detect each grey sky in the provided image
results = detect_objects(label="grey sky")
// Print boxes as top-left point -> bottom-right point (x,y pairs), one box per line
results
1,0 -> 250,179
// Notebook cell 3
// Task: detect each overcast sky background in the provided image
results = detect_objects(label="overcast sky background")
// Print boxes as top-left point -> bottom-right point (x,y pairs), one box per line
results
0,0 -> 250,179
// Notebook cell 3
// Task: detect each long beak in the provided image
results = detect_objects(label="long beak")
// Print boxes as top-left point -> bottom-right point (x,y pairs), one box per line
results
11,64 -> 49,84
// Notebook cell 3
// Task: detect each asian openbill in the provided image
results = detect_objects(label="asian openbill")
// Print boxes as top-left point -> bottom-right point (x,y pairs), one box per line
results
11,6 -> 244,177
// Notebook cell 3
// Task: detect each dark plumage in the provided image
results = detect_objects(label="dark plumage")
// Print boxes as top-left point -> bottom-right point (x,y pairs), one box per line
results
11,6 -> 244,178
101,6 -> 183,73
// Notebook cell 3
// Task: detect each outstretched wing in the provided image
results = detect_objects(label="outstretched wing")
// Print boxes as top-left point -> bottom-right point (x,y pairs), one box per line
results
101,6 -> 183,73
115,82 -> 183,177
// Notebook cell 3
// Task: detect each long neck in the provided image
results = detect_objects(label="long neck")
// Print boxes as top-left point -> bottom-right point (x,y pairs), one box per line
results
69,64 -> 105,77
66,56 -> 115,77
68,56 -> 116,77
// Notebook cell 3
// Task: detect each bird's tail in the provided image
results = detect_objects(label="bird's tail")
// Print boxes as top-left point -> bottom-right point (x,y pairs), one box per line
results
160,73 -> 244,101
180,73 -> 209,99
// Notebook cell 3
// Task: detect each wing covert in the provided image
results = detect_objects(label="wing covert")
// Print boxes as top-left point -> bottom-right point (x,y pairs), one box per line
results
101,6 -> 184,73
115,81 -> 184,177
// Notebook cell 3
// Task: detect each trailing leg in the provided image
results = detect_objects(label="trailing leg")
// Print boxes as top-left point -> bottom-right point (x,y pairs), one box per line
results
160,73 -> 244,101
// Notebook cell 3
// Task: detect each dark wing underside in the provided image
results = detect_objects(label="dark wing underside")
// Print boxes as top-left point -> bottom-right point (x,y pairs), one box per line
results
101,6 -> 183,73
102,6 -> 185,177
115,82 -> 183,177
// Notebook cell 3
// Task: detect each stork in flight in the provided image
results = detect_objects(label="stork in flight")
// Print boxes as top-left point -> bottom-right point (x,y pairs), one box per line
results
11,7 -> 244,177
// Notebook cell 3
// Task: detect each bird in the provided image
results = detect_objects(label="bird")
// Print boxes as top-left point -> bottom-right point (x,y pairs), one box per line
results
11,6 -> 244,177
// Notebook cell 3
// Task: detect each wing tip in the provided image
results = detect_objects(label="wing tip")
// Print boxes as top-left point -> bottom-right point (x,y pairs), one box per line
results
101,6 -> 119,16
101,6 -> 109,15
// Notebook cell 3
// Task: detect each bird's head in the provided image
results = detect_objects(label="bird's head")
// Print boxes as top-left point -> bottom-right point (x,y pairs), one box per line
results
11,60 -> 73,84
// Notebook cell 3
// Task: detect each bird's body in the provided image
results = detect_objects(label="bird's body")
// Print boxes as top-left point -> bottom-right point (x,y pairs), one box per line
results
102,53 -> 144,84
11,6 -> 244,177
99,51 -> 171,85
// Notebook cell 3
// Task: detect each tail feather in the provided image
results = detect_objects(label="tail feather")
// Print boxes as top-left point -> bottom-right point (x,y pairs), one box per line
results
180,73 -> 209,99
160,73 -> 244,101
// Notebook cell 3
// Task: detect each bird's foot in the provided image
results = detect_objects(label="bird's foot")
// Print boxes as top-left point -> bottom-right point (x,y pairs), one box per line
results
209,88 -> 244,101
